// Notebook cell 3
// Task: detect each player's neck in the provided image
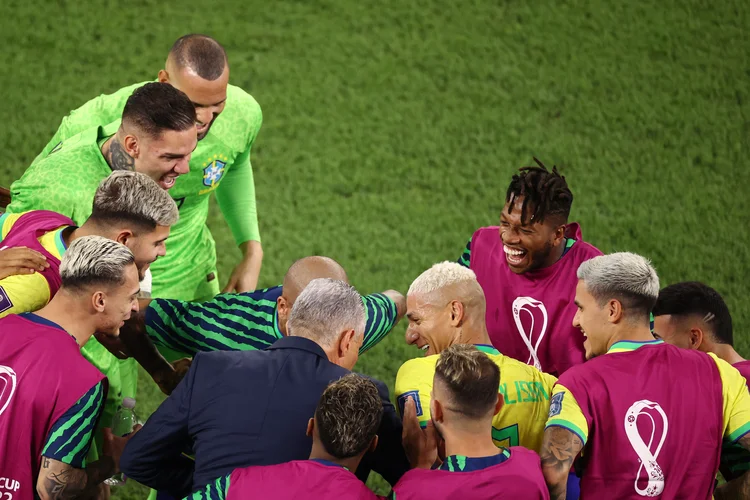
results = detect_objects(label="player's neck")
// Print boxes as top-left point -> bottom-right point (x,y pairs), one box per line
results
442,426 -> 500,459
308,444 -> 362,472
607,325 -> 655,350
65,224 -> 99,247
459,325 -> 492,347
100,134 -> 135,172
34,294 -> 96,347
712,343 -> 746,365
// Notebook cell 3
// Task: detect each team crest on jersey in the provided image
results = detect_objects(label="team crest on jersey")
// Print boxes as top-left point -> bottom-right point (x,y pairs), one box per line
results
202,154 -> 228,188
548,392 -> 564,417
397,390 -> 423,418
0,365 -> 17,418
0,286 -> 13,314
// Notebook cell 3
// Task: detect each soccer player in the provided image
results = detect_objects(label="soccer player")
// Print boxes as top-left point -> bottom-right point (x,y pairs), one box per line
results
393,345 -> 549,499
0,236 -> 140,500
1,172 -> 180,472
31,34 -> 264,300
189,374 -> 382,500
652,281 -> 750,482
395,262 -> 556,452
542,253 -> 750,499
0,171 -> 178,318
8,82 -> 196,223
122,256 -> 405,359
457,160 -> 601,376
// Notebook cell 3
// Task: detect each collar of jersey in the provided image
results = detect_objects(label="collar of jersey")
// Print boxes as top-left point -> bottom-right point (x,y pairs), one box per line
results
309,458 -> 348,470
439,448 -> 511,472
608,339 -> 663,354
474,344 -> 500,356
53,227 -> 69,258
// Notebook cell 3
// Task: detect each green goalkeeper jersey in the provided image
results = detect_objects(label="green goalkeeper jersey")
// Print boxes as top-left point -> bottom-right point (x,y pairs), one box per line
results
29,81 -> 263,301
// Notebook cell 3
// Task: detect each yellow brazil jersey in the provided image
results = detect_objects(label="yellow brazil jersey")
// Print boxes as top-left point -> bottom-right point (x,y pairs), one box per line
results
546,341 -> 750,446
0,212 -> 68,318
395,344 -> 558,452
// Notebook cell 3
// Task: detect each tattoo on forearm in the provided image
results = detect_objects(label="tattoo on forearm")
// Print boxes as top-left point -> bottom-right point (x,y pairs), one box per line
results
40,456 -> 115,499
108,139 -> 135,171
540,427 -> 583,500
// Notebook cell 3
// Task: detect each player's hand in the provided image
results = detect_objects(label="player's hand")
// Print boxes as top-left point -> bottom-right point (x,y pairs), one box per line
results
101,424 -> 142,474
222,241 -> 262,293
94,332 -> 131,359
401,396 -> 440,469
0,246 -> 49,279
153,357 -> 193,395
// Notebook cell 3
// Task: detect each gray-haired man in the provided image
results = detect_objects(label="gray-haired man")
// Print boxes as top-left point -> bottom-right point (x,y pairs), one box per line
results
541,252 -> 750,500
0,236 -> 141,500
121,278 -> 409,498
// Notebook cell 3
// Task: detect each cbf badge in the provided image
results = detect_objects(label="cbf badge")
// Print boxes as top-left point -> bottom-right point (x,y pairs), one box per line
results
202,155 -> 228,188
548,392 -> 564,417
397,390 -> 423,418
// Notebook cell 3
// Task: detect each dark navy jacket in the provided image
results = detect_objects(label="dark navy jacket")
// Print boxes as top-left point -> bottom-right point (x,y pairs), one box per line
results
120,336 -> 409,497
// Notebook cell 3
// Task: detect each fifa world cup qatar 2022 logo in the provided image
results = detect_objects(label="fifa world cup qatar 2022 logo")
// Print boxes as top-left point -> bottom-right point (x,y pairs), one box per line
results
0,365 -> 17,418
512,297 -> 548,371
624,400 -> 669,497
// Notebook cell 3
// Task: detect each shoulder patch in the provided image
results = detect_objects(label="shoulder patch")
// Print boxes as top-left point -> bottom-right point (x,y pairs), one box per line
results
0,286 -> 13,314
397,390 -> 423,418
548,391 -> 564,418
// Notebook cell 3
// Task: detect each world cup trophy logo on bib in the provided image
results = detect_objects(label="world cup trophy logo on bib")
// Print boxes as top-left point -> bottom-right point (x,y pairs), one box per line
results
624,400 -> 669,497
0,365 -> 17,418
511,297 -> 548,371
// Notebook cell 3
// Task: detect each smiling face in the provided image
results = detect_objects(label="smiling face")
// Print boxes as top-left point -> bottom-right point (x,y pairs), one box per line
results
500,196 -> 566,274
162,65 -> 229,140
404,292 -> 459,356
133,127 -> 197,189
572,279 -> 613,359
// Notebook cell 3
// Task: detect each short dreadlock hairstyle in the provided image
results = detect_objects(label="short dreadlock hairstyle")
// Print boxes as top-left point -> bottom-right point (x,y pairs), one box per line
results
653,282 -> 734,346
505,158 -> 573,225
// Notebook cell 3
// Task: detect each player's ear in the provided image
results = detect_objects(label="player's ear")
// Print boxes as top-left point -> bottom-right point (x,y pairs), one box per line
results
494,393 -> 503,416
554,223 -> 566,243
337,329 -> 356,358
123,134 -> 140,159
608,299 -> 624,324
449,300 -> 464,327
689,328 -> 704,350
306,418 -> 314,438
115,230 -> 134,247
92,290 -> 106,313
432,398 -> 444,423
368,435 -> 379,453
157,69 -> 170,84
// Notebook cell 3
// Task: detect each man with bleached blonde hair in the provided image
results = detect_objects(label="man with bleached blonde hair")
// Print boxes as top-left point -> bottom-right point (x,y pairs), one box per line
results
394,345 -> 549,499
0,236 -> 141,500
396,261 -> 556,454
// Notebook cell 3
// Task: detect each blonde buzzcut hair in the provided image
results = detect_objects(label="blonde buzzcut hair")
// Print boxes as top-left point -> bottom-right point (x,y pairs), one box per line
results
408,261 -> 478,296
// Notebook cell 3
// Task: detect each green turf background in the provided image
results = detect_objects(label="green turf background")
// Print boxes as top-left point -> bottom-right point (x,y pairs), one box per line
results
1,0 -> 748,497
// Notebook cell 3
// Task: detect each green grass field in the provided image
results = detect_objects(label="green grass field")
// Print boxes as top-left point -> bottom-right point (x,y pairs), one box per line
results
1,0 -> 749,497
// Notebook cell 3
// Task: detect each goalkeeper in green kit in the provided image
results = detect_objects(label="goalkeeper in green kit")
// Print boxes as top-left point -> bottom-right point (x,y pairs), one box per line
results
31,33 -> 264,301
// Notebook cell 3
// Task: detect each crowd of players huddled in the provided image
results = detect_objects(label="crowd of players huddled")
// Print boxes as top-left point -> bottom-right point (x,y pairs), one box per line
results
0,34 -> 748,500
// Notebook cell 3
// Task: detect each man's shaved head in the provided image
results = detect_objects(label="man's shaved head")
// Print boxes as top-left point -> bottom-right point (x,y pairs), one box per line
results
276,256 -> 349,336
167,34 -> 228,81
283,256 -> 349,303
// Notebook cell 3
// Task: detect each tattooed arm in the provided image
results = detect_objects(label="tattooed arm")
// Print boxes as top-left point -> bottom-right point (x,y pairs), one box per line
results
540,426 -> 583,500
36,456 -> 115,500
715,433 -> 750,500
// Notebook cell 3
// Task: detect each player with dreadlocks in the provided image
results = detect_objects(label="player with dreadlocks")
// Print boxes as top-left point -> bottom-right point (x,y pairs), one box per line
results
453,159 -> 601,377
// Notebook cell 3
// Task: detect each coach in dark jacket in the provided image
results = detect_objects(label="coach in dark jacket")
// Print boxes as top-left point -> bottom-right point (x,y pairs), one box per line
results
120,278 -> 409,497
